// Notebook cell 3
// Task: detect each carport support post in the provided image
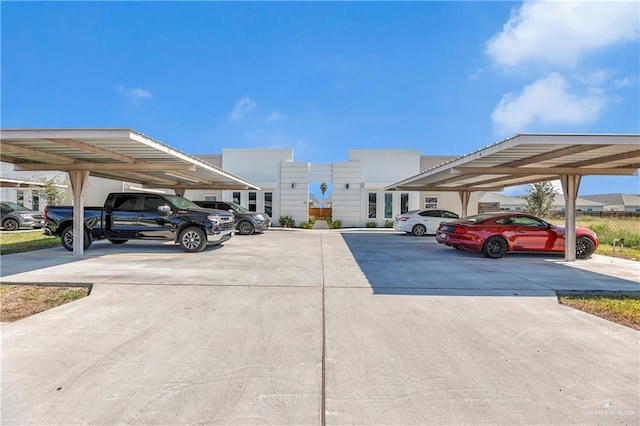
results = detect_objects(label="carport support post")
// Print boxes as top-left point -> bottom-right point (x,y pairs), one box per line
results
458,190 -> 471,218
69,170 -> 90,256
560,175 -> 581,262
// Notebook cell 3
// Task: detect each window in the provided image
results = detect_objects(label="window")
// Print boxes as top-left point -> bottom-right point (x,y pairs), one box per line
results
204,195 -> 217,201
264,192 -> 273,217
424,196 -> 438,209
32,194 -> 40,211
142,196 -> 165,212
400,193 -> 409,214
419,210 -> 439,217
511,216 -> 546,227
384,193 -> 392,219
248,192 -> 257,212
112,194 -> 139,211
368,192 -> 377,218
17,190 -> 24,207
233,192 -> 241,204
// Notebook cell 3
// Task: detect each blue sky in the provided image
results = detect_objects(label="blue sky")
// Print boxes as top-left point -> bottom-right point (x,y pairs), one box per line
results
2,1 -> 639,195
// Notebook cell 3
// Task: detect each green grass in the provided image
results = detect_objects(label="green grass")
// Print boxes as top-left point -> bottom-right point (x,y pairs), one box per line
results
0,230 -> 61,255
547,216 -> 640,261
559,295 -> 640,330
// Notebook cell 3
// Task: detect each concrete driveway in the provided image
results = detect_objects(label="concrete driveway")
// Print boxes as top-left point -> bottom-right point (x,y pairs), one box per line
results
1,230 -> 639,425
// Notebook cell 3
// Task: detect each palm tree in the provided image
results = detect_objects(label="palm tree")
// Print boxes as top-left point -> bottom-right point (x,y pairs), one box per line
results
320,182 -> 327,208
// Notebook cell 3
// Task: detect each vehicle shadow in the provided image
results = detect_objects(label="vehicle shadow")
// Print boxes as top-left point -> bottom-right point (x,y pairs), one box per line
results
0,239 -> 225,279
339,233 -> 640,297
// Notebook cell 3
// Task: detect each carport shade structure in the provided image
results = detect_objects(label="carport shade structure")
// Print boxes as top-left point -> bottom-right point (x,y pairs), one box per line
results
0,128 -> 260,255
385,133 -> 640,261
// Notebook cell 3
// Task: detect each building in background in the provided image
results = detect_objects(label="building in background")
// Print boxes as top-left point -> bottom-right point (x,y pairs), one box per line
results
580,194 -> 640,212
1,147 -> 635,224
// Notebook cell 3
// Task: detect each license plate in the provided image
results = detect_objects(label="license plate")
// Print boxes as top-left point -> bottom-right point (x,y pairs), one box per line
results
439,233 -> 447,239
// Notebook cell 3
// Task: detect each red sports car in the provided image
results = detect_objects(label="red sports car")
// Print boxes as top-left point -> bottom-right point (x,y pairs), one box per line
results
435,212 -> 598,259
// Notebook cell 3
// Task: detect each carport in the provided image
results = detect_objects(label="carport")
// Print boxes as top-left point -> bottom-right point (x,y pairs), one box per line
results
386,133 -> 640,261
0,128 -> 259,255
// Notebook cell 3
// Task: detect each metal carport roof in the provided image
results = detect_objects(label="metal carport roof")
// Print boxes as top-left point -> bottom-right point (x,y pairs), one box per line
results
0,128 -> 259,191
385,133 -> 640,261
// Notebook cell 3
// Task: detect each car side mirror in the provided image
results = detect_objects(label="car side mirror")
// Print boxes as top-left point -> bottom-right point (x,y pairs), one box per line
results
158,205 -> 172,214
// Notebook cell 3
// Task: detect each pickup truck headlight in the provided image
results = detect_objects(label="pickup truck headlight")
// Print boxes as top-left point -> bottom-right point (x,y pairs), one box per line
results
207,215 -> 220,224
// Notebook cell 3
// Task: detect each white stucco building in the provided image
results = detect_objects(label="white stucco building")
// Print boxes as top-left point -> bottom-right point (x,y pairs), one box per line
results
181,149 -> 466,227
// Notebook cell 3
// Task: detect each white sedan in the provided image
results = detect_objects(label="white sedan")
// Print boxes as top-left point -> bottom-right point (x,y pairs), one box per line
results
394,209 -> 460,236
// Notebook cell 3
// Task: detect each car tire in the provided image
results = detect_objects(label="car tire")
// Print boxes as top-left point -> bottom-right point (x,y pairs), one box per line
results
237,221 -> 254,235
2,218 -> 19,231
108,239 -> 128,245
60,225 -> 92,251
178,226 -> 207,252
576,236 -> 596,259
482,236 -> 508,259
412,224 -> 427,236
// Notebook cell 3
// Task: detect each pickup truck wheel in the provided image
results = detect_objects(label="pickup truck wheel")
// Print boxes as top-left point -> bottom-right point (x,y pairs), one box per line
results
108,239 -> 128,245
2,218 -> 19,231
60,225 -> 92,251
179,227 -> 207,252
237,221 -> 254,235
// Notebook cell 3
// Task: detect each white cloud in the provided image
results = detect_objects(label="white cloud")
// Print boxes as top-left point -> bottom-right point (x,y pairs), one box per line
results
614,74 -> 636,88
491,73 -> 607,136
230,96 -> 256,120
468,68 -> 484,81
116,84 -> 152,99
486,0 -> 639,69
266,110 -> 287,123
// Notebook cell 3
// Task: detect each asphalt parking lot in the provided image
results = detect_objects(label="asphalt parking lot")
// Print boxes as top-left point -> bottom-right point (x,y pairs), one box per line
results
1,229 -> 639,425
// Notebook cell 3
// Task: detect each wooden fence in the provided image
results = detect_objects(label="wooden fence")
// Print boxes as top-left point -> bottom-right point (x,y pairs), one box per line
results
309,207 -> 332,220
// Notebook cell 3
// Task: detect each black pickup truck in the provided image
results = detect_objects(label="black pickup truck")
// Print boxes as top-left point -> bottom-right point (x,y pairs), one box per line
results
44,192 -> 236,253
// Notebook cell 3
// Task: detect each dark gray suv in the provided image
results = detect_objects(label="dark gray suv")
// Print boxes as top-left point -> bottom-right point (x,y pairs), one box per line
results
194,201 -> 270,235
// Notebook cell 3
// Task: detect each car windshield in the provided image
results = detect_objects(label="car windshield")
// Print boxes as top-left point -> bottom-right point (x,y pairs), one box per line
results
3,202 -> 29,211
163,195 -> 201,210
228,203 -> 250,213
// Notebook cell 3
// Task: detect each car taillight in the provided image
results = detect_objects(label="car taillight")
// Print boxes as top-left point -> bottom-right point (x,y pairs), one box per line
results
454,227 -> 466,234
398,217 -> 409,221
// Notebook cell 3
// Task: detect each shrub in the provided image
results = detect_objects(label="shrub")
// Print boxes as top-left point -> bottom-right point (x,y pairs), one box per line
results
384,220 -> 394,228
329,219 -> 342,229
279,215 -> 295,228
300,222 -> 312,229
366,221 -> 377,228
308,215 -> 316,225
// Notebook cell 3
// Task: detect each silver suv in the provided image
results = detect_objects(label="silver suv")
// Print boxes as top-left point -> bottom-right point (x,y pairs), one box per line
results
1,202 -> 45,231
194,201 -> 270,235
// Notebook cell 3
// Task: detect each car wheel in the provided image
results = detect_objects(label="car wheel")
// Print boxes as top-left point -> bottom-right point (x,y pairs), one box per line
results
60,225 -> 92,251
2,218 -> 19,231
179,226 -> 207,252
576,236 -> 596,259
108,239 -> 128,245
237,221 -> 254,235
412,224 -> 427,236
482,236 -> 508,259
